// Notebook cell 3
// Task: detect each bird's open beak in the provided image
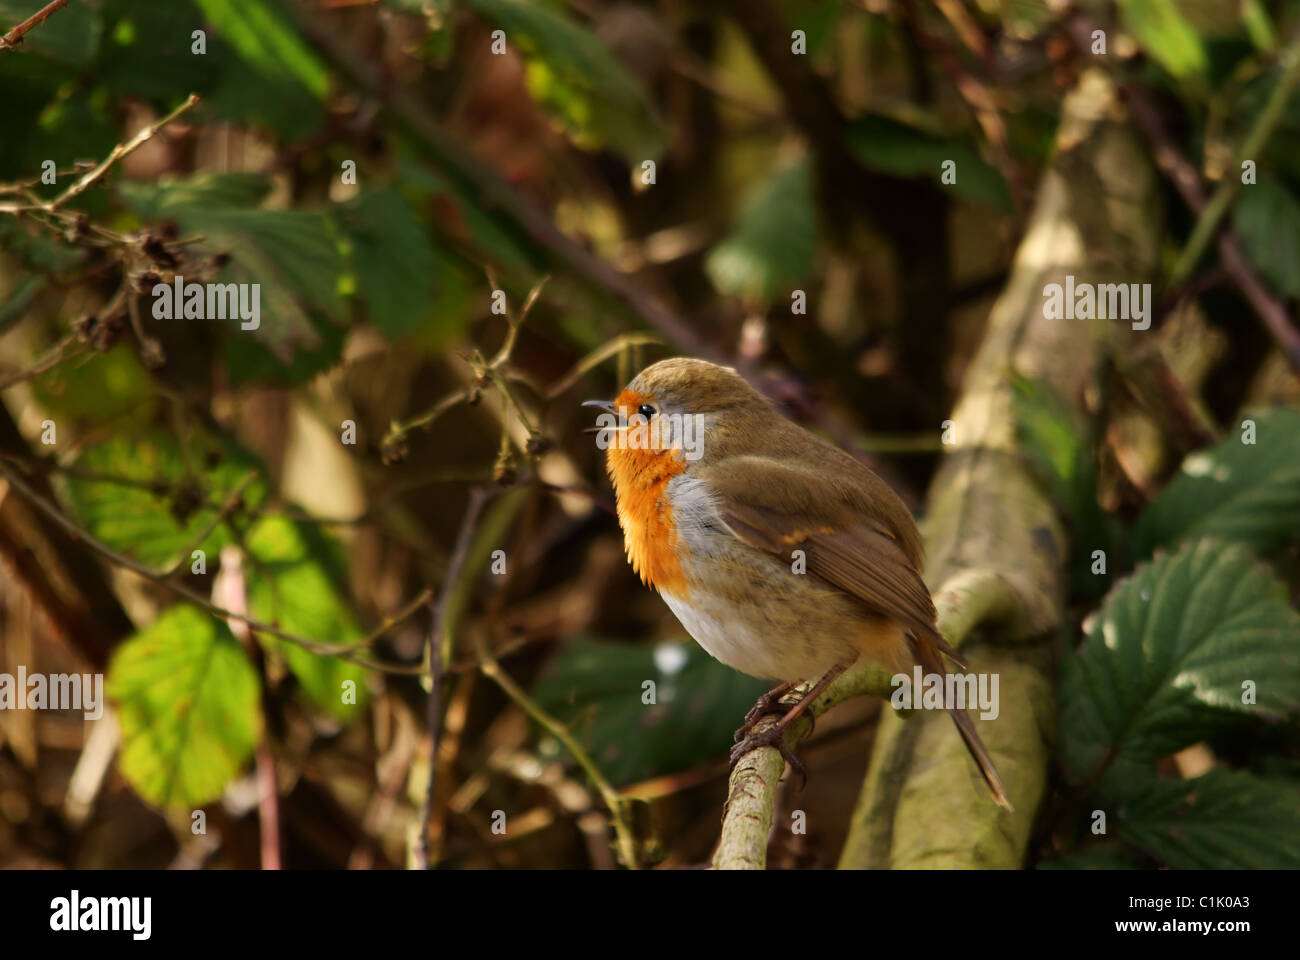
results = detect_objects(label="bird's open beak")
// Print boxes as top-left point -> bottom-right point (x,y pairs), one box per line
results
582,399 -> 617,415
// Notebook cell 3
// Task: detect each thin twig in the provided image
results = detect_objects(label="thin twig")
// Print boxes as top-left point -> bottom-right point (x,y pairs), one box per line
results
163,469 -> 259,579
50,95 -> 201,211
0,333 -> 86,391
386,276 -> 551,452
479,655 -> 640,869
414,487 -> 491,869
0,0 -> 72,52
544,333 -> 663,401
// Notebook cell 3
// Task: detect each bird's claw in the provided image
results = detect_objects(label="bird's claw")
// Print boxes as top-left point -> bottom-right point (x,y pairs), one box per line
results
729,723 -> 808,787
733,685 -> 813,743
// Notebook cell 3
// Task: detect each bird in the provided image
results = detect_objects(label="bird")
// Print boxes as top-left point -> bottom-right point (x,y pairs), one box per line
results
585,356 -> 1011,810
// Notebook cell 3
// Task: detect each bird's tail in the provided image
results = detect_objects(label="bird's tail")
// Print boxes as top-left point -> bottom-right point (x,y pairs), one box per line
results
910,634 -> 1014,812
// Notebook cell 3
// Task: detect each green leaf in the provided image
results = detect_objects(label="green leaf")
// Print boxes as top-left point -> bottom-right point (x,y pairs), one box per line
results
1118,0 -> 1208,83
1114,769 -> 1300,868
194,0 -> 330,138
31,341 -> 153,426
845,115 -> 1012,210
109,606 -> 262,808
532,637 -> 768,785
396,148 -> 535,271
1059,539 -> 1300,786
99,0 -> 225,103
460,0 -> 667,162
0,0 -> 102,66
1233,179 -> 1300,298
193,208 -> 346,350
338,189 -> 440,338
244,515 -> 369,721
119,172 -> 272,219
60,432 -> 266,570
1132,408 -> 1300,557
705,157 -> 816,301
221,315 -> 346,386
4,90 -> 118,197
122,178 -> 348,361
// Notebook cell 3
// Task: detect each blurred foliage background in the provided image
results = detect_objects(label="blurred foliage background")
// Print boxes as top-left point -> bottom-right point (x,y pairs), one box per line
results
0,0 -> 1298,869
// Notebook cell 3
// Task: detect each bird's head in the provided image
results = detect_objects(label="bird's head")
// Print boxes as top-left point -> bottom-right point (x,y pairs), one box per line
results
584,357 -> 770,481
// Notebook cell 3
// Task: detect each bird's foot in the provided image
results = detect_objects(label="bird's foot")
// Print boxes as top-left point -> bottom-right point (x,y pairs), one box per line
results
729,721 -> 807,786
734,681 -> 803,743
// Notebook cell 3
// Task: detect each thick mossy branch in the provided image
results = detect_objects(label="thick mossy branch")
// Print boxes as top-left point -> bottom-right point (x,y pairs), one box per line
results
838,70 -> 1164,868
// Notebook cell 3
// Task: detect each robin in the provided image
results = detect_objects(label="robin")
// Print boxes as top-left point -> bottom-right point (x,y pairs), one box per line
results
586,357 -> 1011,809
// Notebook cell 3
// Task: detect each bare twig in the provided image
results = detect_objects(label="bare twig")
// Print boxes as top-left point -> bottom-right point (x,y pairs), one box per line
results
0,333 -> 86,391
901,0 -> 1028,220
163,469 -> 259,578
385,276 -> 550,454
544,333 -> 663,401
414,487 -> 492,869
480,655 -> 640,870
1215,239 -> 1300,369
51,95 -> 201,210
0,95 -> 200,215
0,0 -> 72,53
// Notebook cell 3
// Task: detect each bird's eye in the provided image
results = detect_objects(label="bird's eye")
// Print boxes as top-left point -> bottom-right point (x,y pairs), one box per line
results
637,403 -> 656,418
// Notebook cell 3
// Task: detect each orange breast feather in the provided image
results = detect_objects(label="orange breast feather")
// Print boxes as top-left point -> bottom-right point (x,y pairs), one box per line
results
606,443 -> 689,596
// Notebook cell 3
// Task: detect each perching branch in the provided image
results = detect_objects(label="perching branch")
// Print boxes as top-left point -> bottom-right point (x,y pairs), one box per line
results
712,664 -> 897,869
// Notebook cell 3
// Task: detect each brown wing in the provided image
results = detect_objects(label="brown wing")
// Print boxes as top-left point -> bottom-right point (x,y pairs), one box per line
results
708,455 -> 1008,808
708,457 -> 963,667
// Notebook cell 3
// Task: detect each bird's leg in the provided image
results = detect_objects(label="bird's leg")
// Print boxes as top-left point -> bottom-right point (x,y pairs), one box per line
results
734,680 -> 797,742
728,663 -> 848,784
